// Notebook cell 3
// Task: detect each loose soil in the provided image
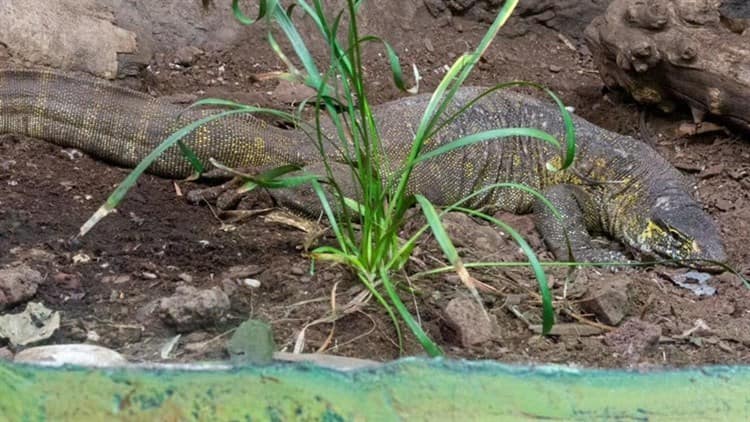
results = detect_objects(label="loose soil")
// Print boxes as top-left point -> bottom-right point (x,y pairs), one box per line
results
2,9 -> 749,368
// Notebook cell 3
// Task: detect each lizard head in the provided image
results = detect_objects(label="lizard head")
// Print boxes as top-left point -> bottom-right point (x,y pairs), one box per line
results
632,202 -> 727,269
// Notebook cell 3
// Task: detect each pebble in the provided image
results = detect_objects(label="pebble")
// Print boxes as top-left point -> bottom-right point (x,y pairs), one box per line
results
442,297 -> 496,347
0,264 -> 41,309
158,285 -> 230,332
579,278 -> 630,326
700,163 -> 724,178
604,319 -> 662,361
549,64 -> 562,73
715,198 -> 733,211
173,45 -> 203,66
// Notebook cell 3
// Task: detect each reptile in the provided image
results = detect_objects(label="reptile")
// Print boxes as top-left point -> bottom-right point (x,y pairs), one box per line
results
0,68 -> 727,266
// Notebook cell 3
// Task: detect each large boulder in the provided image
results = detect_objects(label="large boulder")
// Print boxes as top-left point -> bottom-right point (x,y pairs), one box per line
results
0,0 -> 137,79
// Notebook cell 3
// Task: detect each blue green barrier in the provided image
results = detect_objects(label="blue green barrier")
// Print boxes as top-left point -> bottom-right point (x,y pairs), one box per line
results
1,358 -> 749,420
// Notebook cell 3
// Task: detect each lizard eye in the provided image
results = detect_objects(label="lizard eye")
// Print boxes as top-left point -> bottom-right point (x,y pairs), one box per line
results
667,227 -> 689,242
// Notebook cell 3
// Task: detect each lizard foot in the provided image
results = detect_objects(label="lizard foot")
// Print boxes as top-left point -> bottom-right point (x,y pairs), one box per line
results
568,248 -> 634,272
186,177 -> 274,211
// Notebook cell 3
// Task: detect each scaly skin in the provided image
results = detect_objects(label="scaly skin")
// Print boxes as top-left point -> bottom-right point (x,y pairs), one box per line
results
0,69 -> 727,265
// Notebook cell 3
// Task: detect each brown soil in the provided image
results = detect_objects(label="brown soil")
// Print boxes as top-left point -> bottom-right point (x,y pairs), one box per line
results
2,9 -> 749,368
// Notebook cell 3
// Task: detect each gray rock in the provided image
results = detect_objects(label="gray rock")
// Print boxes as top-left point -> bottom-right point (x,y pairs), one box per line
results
227,319 -> 275,365
442,297 -> 496,347
0,264 -> 41,310
605,319 -> 662,362
579,278 -> 630,326
15,344 -> 128,367
0,302 -> 60,346
0,0 -> 137,78
158,285 -> 230,332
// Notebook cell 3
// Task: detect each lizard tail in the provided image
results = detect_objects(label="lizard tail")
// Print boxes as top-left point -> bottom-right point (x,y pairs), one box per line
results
0,69 -> 309,178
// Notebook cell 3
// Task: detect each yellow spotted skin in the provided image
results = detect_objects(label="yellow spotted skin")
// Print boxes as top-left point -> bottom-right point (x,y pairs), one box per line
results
0,69 -> 727,265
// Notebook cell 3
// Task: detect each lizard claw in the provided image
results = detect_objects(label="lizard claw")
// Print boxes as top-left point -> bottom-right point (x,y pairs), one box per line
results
186,177 -> 272,212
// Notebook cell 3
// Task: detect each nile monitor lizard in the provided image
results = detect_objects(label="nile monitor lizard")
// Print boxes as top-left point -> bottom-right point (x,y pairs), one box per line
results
0,69 -> 727,265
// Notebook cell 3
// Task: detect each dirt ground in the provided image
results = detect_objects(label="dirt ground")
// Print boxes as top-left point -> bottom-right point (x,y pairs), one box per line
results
2,7 -> 750,368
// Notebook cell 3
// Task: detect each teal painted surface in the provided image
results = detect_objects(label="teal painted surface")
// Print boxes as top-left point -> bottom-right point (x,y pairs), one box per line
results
1,358 -> 749,420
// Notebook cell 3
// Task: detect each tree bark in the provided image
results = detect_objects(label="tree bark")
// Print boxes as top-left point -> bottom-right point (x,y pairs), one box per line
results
585,0 -> 750,132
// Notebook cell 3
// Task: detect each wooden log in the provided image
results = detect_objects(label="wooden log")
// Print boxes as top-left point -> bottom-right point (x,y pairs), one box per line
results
585,0 -> 750,132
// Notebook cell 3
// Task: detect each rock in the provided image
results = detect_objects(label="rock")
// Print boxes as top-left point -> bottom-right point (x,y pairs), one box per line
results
424,0 -> 449,17
441,212 -> 512,260
0,264 -> 41,309
715,198 -> 733,212
158,285 -> 230,332
220,265 -> 264,281
604,319 -> 662,361
579,278 -> 630,325
442,297 -> 496,347
700,163 -> 724,178
14,344 -> 128,367
227,319 -> 275,365
0,0 -> 138,78
220,265 -> 265,295
271,79 -> 317,105
0,302 -> 60,346
548,64 -> 562,73
173,45 -> 203,66
0,347 -> 13,360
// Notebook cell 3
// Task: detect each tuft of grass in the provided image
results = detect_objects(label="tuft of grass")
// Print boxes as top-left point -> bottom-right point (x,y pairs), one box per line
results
83,0 -> 581,355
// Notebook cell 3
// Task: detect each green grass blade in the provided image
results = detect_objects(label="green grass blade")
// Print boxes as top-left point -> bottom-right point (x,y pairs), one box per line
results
454,207 -> 555,334
414,195 -> 489,323
231,0 -> 270,25
379,268 -> 443,357
79,108 -> 252,236
427,82 -> 576,171
413,127 -> 561,165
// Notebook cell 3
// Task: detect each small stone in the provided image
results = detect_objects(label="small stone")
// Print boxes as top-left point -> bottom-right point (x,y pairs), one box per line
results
227,319 -> 276,365
0,264 -> 41,309
441,212 -> 511,259
271,79 -> 317,105
700,163 -> 724,178
101,274 -> 131,284
715,198 -> 733,211
290,265 -> 306,276
579,278 -> 630,325
158,285 -> 230,332
0,347 -> 13,360
221,265 -> 264,281
442,297 -> 496,347
549,64 -> 563,73
86,330 -> 101,342
241,278 -> 261,288
140,271 -> 158,280
423,0 -> 447,18
174,46 -> 203,66
604,319 -> 662,361
52,272 -> 82,290
15,344 -> 128,367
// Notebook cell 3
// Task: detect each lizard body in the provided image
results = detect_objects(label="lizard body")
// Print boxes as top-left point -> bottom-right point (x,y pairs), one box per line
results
0,69 -> 726,265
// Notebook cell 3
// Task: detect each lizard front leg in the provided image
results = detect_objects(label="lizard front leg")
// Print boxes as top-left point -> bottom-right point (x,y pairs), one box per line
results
534,184 -> 629,264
